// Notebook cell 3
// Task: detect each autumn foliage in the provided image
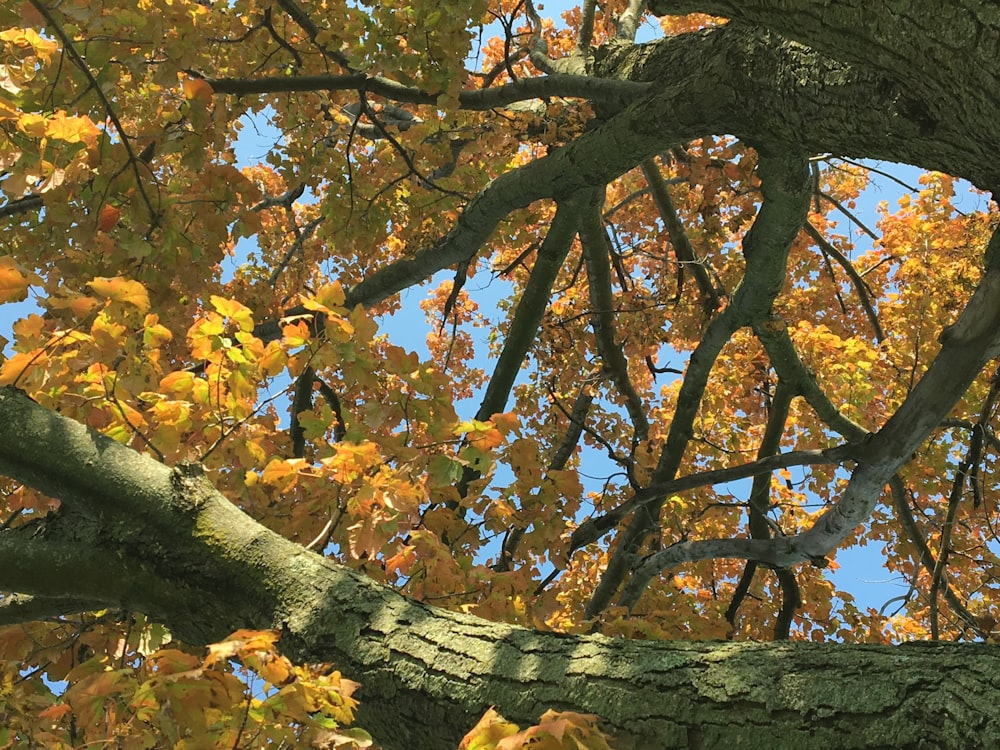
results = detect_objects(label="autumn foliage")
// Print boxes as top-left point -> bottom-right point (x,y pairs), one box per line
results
0,0 -> 999,746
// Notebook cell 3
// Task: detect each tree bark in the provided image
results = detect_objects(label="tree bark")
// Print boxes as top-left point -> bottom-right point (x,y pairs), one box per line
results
0,386 -> 998,749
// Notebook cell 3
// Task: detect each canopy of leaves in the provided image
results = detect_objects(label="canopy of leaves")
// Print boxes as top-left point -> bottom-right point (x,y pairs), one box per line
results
1,0 -> 999,745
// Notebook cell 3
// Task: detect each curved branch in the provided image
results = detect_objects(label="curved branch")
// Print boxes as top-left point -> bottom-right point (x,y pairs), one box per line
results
253,22 -> 994,336
580,198 -> 649,443
888,476 -> 982,638
753,321 -> 869,441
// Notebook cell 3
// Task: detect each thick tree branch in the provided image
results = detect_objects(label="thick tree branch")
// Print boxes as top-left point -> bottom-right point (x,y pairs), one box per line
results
252,21 -> 998,340
0,520 -> 197,617
0,594 -> 105,624
647,0 -> 998,125
2,389 -> 1000,748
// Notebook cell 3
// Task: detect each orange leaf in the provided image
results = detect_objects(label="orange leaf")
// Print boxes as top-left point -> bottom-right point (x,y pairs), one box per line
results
37,703 -> 73,721
97,204 -> 120,232
182,76 -> 214,106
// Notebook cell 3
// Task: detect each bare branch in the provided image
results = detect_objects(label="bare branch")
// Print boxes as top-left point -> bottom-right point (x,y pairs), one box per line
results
570,444 -> 849,552
803,221 -> 885,342
206,72 -> 652,110
580,198 -> 650,443
29,0 -> 157,223
619,228 -> 1000,607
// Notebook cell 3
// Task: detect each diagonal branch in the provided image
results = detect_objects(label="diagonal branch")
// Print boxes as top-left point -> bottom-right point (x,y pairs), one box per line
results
456,192 -> 595,501
641,157 -> 722,308
580,198 -> 649,443
618,227 -> 1000,608
802,221 -> 885,341
0,518 -> 195,617
473,192 -> 595,422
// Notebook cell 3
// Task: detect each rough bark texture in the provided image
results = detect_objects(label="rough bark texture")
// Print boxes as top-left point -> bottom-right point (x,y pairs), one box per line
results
3,386 -> 1000,750
5,2 -> 1000,748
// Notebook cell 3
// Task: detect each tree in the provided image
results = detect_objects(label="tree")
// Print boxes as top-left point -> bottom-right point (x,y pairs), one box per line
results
1,0 -> 1000,746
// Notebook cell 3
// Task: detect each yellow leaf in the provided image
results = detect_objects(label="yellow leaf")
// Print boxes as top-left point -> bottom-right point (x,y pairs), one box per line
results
16,112 -> 46,138
0,27 -> 57,60
259,341 -> 287,376
302,282 -> 346,313
88,276 -> 150,312
0,256 -> 31,302
210,294 -> 254,331
460,707 -> 519,750
262,457 -> 303,489
45,111 -> 100,146
160,371 -> 195,394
